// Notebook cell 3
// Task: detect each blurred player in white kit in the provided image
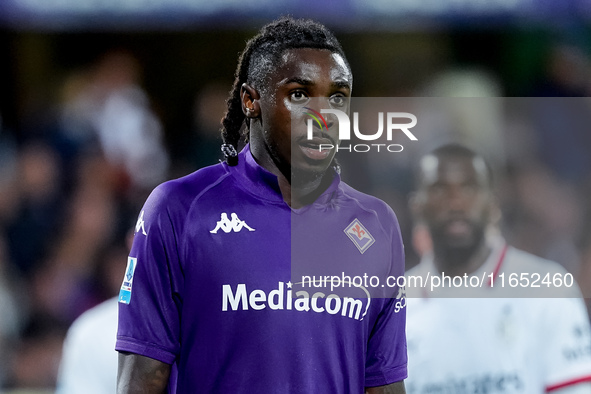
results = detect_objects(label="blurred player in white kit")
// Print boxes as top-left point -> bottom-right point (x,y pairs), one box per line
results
56,297 -> 118,394
405,144 -> 591,394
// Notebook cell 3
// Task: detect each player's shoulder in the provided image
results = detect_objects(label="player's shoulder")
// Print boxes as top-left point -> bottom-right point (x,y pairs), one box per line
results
504,245 -> 569,275
143,161 -> 231,214
338,181 -> 397,220
155,161 -> 230,200
503,245 -> 582,297
404,261 -> 430,298
405,263 -> 423,277
338,181 -> 401,236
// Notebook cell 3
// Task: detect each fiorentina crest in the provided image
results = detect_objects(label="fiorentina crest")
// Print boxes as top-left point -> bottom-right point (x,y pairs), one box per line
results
344,218 -> 375,254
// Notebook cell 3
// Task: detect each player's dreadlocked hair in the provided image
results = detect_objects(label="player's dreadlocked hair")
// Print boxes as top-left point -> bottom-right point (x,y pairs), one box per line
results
220,17 -> 350,166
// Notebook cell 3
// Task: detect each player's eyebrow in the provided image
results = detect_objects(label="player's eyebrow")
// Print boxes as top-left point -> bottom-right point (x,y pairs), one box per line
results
332,80 -> 351,90
282,77 -> 313,86
282,77 -> 351,91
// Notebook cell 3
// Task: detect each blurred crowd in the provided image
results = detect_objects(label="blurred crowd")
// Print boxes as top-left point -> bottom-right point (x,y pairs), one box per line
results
0,42 -> 239,389
0,50 -> 177,389
0,38 -> 591,391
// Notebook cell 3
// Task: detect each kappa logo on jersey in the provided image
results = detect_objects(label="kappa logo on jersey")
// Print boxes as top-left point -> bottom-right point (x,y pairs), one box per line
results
210,213 -> 255,234
344,218 -> 375,254
135,210 -> 147,236
119,257 -> 137,305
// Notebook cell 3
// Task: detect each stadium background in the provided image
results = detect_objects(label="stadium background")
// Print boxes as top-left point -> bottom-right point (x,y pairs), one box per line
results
1,0 -> 591,391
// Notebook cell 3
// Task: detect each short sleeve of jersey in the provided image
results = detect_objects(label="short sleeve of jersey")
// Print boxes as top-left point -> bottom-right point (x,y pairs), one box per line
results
541,294 -> 591,391
116,183 -> 184,364
364,207 -> 408,387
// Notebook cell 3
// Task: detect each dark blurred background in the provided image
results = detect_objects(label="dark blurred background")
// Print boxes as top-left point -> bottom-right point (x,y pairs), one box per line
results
1,1 -> 591,391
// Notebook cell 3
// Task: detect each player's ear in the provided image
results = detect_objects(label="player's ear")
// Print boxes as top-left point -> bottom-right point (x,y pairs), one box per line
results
487,195 -> 502,226
412,222 -> 433,258
409,191 -> 424,220
241,83 -> 261,118
409,192 -> 432,257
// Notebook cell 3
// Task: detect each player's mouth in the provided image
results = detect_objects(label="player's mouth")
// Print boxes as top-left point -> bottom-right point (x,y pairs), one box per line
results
442,218 -> 472,238
297,136 -> 335,161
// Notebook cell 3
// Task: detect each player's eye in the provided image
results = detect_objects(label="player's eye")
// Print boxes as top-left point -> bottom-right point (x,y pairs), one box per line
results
329,94 -> 348,108
290,90 -> 309,104
461,184 -> 479,196
428,184 -> 446,199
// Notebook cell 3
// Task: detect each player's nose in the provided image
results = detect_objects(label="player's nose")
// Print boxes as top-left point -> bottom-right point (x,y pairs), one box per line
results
443,185 -> 471,210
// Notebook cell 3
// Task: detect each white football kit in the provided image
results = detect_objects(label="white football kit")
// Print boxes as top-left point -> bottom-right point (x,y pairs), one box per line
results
56,297 -> 118,394
406,237 -> 591,393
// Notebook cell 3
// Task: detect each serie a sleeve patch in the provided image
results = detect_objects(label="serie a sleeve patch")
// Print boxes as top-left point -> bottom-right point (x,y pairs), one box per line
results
119,257 -> 138,305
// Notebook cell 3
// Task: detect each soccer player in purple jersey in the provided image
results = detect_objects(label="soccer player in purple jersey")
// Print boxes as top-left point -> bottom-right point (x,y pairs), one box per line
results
117,17 -> 407,393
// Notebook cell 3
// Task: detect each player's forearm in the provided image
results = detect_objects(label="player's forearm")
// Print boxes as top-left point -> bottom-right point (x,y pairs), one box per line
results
117,352 -> 171,394
366,380 -> 406,394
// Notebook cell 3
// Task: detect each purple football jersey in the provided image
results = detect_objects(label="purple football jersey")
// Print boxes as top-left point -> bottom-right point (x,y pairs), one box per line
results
116,145 -> 407,393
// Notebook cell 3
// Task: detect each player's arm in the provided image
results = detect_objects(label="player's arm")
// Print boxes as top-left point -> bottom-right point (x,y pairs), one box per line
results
366,381 -> 406,394
117,352 -> 171,394
365,210 -> 408,393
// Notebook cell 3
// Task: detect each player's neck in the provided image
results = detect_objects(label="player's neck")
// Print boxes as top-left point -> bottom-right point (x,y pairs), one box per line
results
249,144 -> 331,208
432,237 -> 491,277
278,172 -> 330,208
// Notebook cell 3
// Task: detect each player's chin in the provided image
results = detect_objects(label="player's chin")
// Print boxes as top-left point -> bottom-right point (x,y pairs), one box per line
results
442,228 -> 485,251
432,225 -> 473,248
444,236 -> 477,250
291,157 -> 334,186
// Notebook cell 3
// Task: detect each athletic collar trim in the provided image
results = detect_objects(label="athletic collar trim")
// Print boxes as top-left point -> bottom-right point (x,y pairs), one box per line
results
486,242 -> 508,287
546,375 -> 591,392
240,144 -> 283,202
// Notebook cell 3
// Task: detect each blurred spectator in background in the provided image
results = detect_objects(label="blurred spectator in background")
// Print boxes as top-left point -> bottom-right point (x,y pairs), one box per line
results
6,142 -> 64,277
517,43 -> 591,281
189,83 -> 228,170
0,49 -> 170,390
505,166 -> 584,276
0,123 -> 22,387
55,232 -> 131,394
530,42 -> 591,97
59,50 -> 169,191
0,236 -> 21,388
501,98 -> 591,283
